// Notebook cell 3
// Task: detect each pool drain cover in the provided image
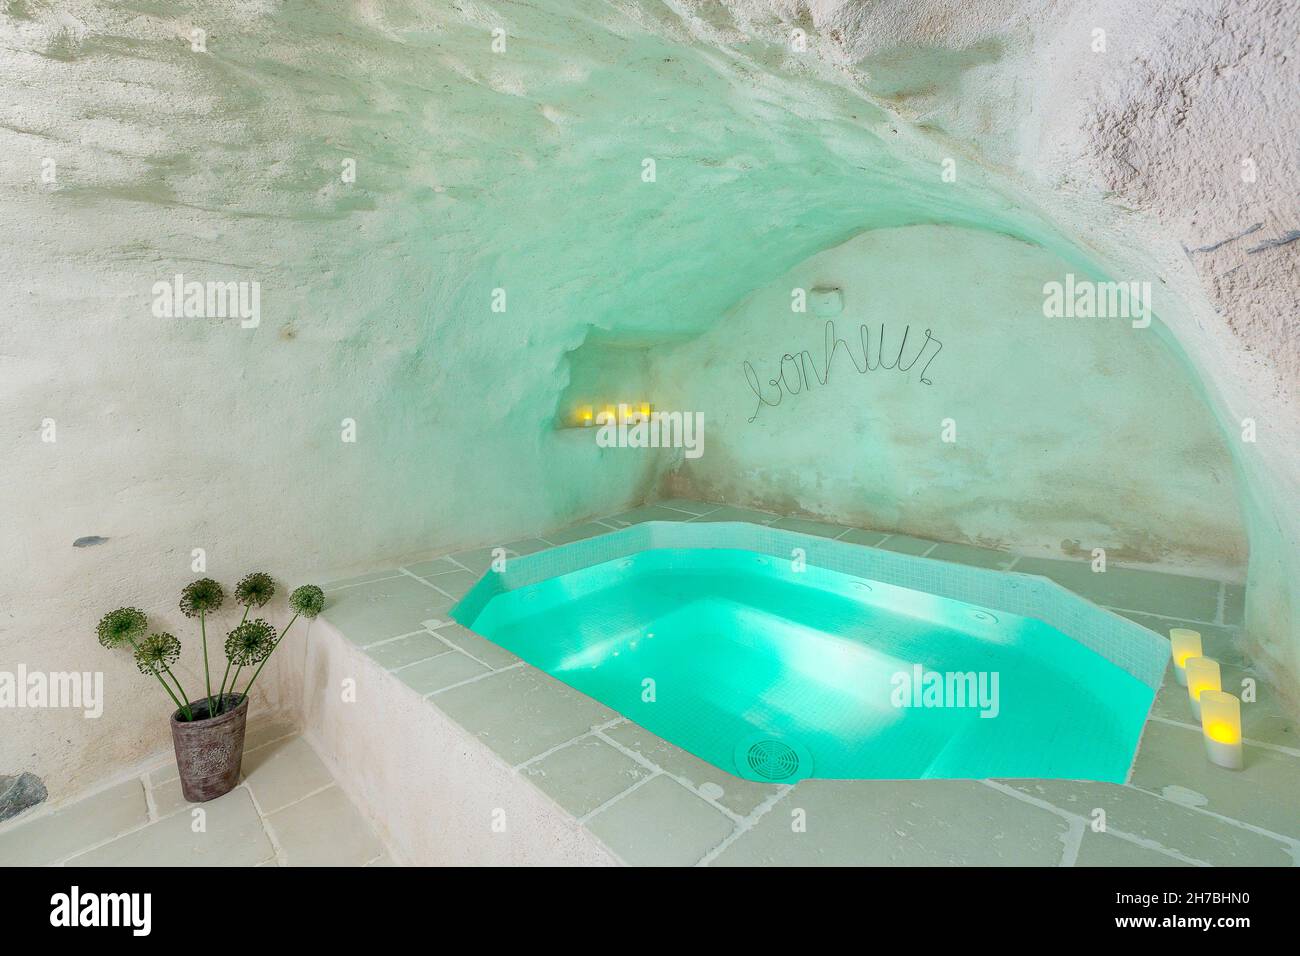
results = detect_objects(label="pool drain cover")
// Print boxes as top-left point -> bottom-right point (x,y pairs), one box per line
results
747,740 -> 799,779
733,733 -> 813,783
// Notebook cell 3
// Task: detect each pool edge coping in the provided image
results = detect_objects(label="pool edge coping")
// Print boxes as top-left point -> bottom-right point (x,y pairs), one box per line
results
453,520 -> 1172,691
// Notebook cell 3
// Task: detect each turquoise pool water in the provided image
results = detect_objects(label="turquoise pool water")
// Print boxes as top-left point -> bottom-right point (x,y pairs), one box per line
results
459,548 -> 1154,783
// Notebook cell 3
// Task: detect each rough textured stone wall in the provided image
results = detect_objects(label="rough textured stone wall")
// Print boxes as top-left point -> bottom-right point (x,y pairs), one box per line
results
655,224 -> 1247,572
1,0 -> 1294,797
751,0 -> 1300,717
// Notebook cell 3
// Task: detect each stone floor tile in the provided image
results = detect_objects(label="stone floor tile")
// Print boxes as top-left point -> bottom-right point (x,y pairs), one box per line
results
503,537 -> 550,556
713,780 -> 1068,866
523,736 -> 652,817
430,622 -> 520,669
603,722 -> 777,817
447,547 -> 509,574
0,778 -> 149,866
1003,779 -> 1291,866
321,575 -> 452,646
654,498 -> 720,515
875,534 -> 936,556
545,522 -> 615,545
366,631 -> 449,670
1129,720 -> 1300,840
587,775 -> 734,866
768,516 -> 849,538
242,737 -> 335,814
430,666 -> 615,765
688,506 -> 777,524
837,528 -> 890,546
396,649 -> 490,694
1075,831 -> 1191,867
928,541 -> 1016,570
1113,611 -> 1247,667
67,787 -> 272,867
149,775 -> 190,819
266,786 -> 383,866
420,568 -> 479,599
402,557 -> 460,579
608,505 -> 693,525
1015,558 -> 1221,622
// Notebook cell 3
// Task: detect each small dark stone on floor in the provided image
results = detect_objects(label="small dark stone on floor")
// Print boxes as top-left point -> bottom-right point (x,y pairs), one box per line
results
0,772 -> 48,822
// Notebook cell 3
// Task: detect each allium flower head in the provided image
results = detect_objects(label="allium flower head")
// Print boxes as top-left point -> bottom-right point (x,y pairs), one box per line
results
179,578 -> 224,618
97,607 -> 148,649
289,585 -> 325,618
235,571 -> 276,608
134,632 -> 182,675
224,619 -> 277,666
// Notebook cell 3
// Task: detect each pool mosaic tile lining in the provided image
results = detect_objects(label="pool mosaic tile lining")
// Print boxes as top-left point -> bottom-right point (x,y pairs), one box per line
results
453,521 -> 1170,690
312,498 -> 1293,866
459,546 -> 1158,782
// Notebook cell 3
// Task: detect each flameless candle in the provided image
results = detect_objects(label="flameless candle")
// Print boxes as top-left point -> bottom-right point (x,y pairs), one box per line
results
1184,656 -> 1221,721
1199,689 -> 1243,770
1169,627 -> 1202,686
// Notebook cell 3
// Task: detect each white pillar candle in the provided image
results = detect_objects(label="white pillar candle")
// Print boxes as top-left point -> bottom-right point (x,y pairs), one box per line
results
1200,690 -> 1243,770
1184,656 -> 1221,721
1169,627 -> 1202,686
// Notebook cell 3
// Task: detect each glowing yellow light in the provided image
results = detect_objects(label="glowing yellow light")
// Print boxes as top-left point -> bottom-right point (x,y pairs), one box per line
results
1204,721 -> 1237,744
1199,690 -> 1243,770
1185,655 -> 1221,721
639,402 -> 651,419
1169,627 -> 1202,685
1185,656 -> 1221,703
579,404 -> 594,426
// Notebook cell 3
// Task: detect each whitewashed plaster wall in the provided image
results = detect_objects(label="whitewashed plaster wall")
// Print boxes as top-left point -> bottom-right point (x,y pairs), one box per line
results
655,224 -> 1247,572
1,1 -> 1294,798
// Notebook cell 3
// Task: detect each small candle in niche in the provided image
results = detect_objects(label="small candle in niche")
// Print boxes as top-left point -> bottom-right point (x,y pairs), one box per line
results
579,405 -> 594,427
1199,689 -> 1243,770
1184,656 -> 1221,721
1169,627 -> 1202,686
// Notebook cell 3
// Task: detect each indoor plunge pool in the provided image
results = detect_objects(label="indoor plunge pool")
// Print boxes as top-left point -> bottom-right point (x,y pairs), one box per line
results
453,523 -> 1168,784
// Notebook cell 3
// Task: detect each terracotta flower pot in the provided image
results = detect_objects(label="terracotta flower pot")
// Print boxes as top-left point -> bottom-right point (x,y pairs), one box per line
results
170,694 -> 248,802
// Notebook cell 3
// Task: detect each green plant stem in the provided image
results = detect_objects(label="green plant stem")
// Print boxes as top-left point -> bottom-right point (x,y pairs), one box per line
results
240,612 -> 298,699
215,605 -> 252,712
162,666 -> 193,721
199,609 -> 214,716
153,671 -> 186,715
216,658 -> 233,711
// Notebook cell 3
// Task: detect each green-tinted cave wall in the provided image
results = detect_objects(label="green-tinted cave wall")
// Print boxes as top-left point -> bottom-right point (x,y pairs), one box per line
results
2,0 -> 1293,801
652,224 -> 1247,573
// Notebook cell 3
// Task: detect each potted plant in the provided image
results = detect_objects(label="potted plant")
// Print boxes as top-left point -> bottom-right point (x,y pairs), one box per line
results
96,573 -> 324,802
